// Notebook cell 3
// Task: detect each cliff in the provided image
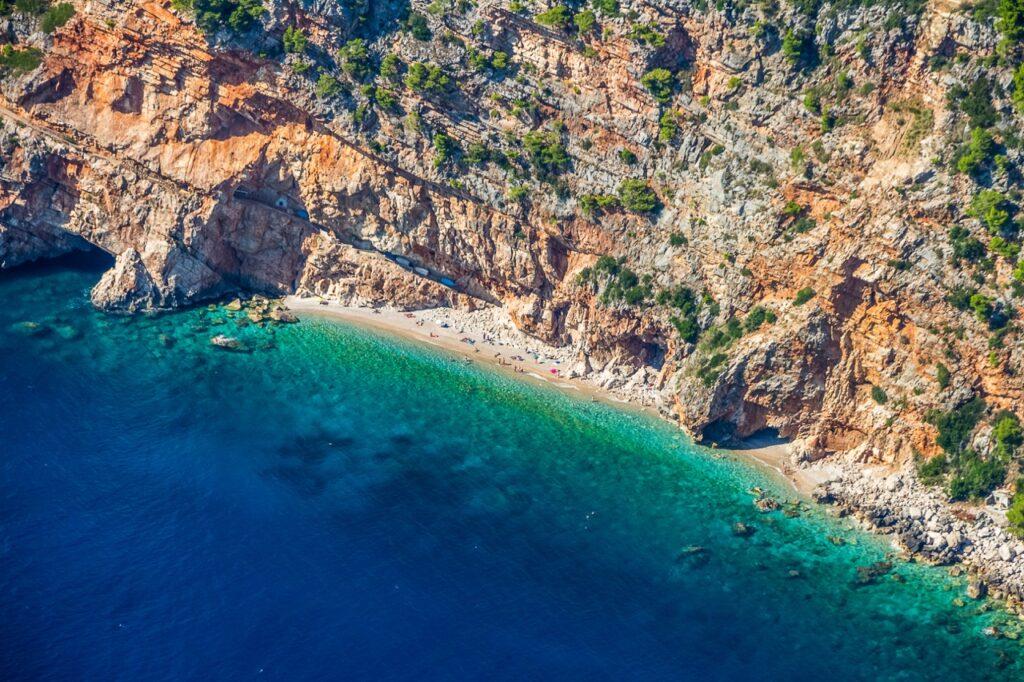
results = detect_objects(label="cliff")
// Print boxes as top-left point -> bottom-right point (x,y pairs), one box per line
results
2,0 -> 1023,552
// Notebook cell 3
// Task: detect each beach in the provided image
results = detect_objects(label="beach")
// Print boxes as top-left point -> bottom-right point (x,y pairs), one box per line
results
283,295 -> 832,495
283,295 -> 660,411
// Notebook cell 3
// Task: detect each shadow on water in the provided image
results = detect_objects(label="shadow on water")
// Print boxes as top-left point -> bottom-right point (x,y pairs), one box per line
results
0,247 -> 113,282
727,427 -> 789,450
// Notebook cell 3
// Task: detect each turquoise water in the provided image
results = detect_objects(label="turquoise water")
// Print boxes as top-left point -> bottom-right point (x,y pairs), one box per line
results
1,252 -> 1022,680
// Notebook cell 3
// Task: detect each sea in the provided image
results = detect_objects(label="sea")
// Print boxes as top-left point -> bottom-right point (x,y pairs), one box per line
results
1,252 -> 1021,680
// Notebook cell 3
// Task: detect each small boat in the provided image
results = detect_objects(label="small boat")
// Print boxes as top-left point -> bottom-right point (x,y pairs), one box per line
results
395,257 -> 411,267
439,277 -> 456,288
413,266 -> 429,277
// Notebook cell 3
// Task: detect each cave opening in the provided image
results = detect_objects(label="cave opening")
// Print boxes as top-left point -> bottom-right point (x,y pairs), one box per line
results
1,243 -> 114,285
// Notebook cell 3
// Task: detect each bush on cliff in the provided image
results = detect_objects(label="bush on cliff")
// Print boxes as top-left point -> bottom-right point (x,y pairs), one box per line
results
640,68 -> 674,103
523,130 -> 569,178
947,450 -> 1005,501
282,26 -> 307,54
535,5 -> 572,30
339,38 -> 373,81
1008,481 -> 1024,537
0,44 -> 42,75
40,2 -> 74,33
792,287 -> 815,306
404,62 -> 451,94
617,179 -> 659,213
172,0 -> 264,34
926,397 -> 986,454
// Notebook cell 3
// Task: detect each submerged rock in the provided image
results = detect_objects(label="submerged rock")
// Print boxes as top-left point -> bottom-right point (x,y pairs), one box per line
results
210,334 -> 244,351
53,324 -> 81,341
10,321 -> 49,336
855,561 -> 894,586
732,522 -> 755,538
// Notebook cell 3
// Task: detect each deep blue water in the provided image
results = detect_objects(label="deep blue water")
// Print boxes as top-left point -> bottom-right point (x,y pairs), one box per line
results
1,253 -> 1022,681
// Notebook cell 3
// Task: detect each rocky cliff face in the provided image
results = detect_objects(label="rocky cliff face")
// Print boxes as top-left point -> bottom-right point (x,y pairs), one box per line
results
1,0 -> 1022,481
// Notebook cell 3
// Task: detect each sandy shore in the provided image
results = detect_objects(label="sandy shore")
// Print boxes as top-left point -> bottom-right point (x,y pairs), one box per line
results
284,296 -> 659,414
727,441 -> 837,495
283,295 -> 830,497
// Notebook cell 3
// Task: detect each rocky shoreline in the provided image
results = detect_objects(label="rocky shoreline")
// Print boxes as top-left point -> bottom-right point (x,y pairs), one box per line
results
808,458 -> 1024,613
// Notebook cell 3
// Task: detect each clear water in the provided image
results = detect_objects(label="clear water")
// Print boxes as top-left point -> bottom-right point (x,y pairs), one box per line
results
1,253 -> 1022,681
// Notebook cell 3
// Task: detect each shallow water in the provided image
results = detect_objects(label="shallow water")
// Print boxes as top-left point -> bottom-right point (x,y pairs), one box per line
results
1,253 -> 1021,681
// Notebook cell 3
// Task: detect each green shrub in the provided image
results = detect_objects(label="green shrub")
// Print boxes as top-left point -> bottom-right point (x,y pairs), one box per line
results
339,38 -> 372,81
968,189 -> 1012,234
916,453 -> 949,486
314,73 -> 342,99
465,142 -> 490,165
945,285 -> 976,310
618,148 -> 637,164
658,109 -> 679,143
743,306 -> 777,332
640,68 -> 674,103
177,0 -> 264,34
282,25 -> 307,54
696,352 -> 728,386
627,22 -> 665,47
802,89 -> 821,114
871,385 -> 888,404
925,397 -> 986,455
969,293 -> 994,323
1008,487 -> 1024,537
948,226 -> 987,263
936,362 -> 950,389
947,450 -> 1005,501
574,9 -> 596,32
956,128 -> 995,177
992,411 -> 1023,458
989,236 -> 1020,261
793,287 -> 815,306
782,29 -> 813,67
950,76 -> 997,129
671,314 -> 700,343
0,44 -> 42,74
523,129 -> 569,178
40,2 -> 74,33
535,4 -> 572,29
578,193 -> 620,215
407,12 -> 432,40
432,132 -> 456,168
1013,64 -> 1024,113
617,179 -> 659,213
380,53 -> 402,82
404,62 -> 451,94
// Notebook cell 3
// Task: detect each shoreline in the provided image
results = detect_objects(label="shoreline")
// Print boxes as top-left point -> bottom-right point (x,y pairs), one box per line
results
283,295 -> 1024,610
284,295 -> 823,495
284,295 -> 661,416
